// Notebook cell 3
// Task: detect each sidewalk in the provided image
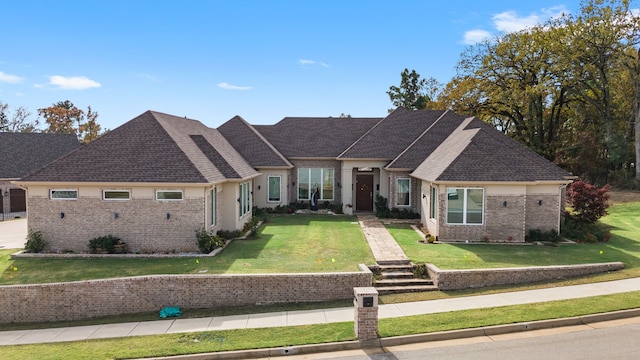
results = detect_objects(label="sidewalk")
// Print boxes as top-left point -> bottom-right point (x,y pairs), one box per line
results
357,214 -> 410,264
2,277 -> 640,346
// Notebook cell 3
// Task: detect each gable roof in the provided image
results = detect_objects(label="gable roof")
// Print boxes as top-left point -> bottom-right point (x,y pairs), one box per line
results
21,111 -> 258,184
0,132 -> 80,180
218,115 -> 293,168
255,117 -> 382,158
338,107 -> 447,160
412,117 -> 573,182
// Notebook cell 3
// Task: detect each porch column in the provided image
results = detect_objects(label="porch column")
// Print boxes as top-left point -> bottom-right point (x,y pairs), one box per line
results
341,165 -> 353,215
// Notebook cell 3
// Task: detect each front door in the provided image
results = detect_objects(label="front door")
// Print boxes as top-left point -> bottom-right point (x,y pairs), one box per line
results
355,174 -> 374,211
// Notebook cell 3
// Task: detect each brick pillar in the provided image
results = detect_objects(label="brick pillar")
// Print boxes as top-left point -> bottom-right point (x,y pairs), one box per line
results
353,287 -> 378,340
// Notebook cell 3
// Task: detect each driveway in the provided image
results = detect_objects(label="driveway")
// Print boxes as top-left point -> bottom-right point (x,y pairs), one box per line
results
0,219 -> 27,249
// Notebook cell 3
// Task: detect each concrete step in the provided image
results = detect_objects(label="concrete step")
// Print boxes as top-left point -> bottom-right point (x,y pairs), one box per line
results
376,259 -> 411,266
380,271 -> 415,279
376,285 -> 439,295
375,278 -> 434,287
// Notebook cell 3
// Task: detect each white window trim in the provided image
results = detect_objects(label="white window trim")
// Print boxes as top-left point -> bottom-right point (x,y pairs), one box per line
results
102,189 -> 131,201
396,178 -> 411,207
239,181 -> 251,218
297,168 -> 334,201
267,175 -> 281,203
445,187 -> 485,225
155,189 -> 184,201
50,189 -> 78,201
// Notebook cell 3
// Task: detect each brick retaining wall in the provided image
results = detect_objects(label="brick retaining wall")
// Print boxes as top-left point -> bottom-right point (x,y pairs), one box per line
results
426,262 -> 625,290
0,265 -> 372,324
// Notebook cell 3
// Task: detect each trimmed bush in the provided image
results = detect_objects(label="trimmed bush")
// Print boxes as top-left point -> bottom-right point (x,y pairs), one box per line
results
195,228 -> 225,253
88,235 -> 121,253
24,230 -> 46,253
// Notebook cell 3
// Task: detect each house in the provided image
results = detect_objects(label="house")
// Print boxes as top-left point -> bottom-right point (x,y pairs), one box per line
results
16,108 -> 573,253
0,132 -> 80,220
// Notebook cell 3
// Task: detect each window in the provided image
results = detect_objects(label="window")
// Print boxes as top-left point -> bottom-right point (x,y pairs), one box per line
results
446,188 -> 484,225
50,189 -> 77,200
210,188 -> 216,226
430,186 -> 437,219
103,190 -> 130,201
396,178 -> 410,206
156,190 -> 183,201
239,181 -> 251,217
297,168 -> 334,201
268,176 -> 281,202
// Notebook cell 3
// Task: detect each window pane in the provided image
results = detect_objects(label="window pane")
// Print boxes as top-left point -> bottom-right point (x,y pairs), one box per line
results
430,187 -> 437,219
310,168 -> 322,200
211,188 -> 216,226
396,179 -> 410,206
466,189 -> 483,224
103,191 -> 130,200
239,183 -> 244,217
446,188 -> 464,223
157,191 -> 183,200
246,182 -> 251,213
268,176 -> 281,202
322,168 -> 333,200
51,190 -> 77,200
298,168 -> 309,200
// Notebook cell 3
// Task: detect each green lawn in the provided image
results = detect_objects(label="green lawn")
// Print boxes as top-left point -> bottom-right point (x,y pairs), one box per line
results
388,202 -> 640,276
0,215 -> 374,284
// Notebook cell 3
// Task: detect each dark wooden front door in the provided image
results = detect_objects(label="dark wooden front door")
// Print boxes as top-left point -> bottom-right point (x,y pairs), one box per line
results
10,188 -> 26,212
355,174 -> 374,211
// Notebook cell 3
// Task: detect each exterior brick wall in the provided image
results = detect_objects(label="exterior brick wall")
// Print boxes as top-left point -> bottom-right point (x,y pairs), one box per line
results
289,160 -> 342,205
525,194 -> 560,233
28,196 -> 205,253
426,262 -> 624,290
0,265 -> 373,323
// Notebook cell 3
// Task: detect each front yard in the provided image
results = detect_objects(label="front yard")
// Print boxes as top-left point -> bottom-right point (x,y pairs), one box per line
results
388,201 -> 640,279
0,215 -> 375,284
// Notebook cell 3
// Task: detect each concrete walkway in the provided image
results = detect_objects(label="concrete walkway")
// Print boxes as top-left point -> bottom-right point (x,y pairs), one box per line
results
358,214 -> 410,264
2,277 -> 640,346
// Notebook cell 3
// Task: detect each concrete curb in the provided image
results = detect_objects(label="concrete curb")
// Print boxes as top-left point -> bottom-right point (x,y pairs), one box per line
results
139,308 -> 640,359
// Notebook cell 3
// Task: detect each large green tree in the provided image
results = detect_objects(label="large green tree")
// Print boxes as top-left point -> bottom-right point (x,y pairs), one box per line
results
387,68 -> 441,111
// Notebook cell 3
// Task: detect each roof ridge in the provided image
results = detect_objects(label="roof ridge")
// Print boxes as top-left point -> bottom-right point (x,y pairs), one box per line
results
385,109 -> 451,169
336,112 -> 396,158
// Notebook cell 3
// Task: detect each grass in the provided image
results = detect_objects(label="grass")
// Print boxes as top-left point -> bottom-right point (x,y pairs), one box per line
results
388,202 -> 640,277
0,215 -> 374,284
3,291 -> 640,360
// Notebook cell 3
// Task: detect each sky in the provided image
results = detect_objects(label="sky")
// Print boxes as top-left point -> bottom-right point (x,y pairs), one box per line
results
0,0 -> 587,131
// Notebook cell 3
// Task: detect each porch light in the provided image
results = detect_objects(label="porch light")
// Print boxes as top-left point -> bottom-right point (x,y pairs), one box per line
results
422,194 -> 426,199
503,201 -> 507,207
538,200 -> 543,206
2,190 -> 8,197
60,212 -> 65,219
166,213 -> 171,220
114,213 -> 119,219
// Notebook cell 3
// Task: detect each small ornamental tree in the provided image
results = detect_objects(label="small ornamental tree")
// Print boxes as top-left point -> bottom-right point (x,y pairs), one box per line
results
566,180 -> 611,223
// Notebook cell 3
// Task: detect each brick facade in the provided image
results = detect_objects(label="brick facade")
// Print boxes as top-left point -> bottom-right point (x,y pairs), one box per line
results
426,262 -> 624,290
0,265 -> 373,323
388,172 -> 419,213
28,195 -> 205,253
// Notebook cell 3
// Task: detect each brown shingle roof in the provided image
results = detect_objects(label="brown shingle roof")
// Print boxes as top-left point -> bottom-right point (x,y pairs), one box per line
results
338,107 -> 447,160
21,111 -> 258,183
218,116 -> 292,168
255,117 -> 382,158
412,117 -> 573,182
0,133 -> 80,180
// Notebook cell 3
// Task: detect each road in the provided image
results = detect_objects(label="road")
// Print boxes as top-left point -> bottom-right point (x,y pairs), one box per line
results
277,317 -> 640,360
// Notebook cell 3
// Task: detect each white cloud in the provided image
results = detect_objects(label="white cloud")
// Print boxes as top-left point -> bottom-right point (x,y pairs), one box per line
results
298,58 -> 330,67
0,71 -> 24,84
217,82 -> 252,90
48,75 -> 101,90
136,73 -> 160,82
493,6 -> 568,32
463,29 -> 492,44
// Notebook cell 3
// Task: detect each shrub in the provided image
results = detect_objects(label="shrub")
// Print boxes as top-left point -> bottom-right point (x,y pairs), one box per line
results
562,215 -> 611,243
566,180 -> 611,223
375,195 -> 391,218
217,229 -> 243,240
526,229 -> 561,243
195,228 -> 225,253
24,230 -> 46,253
88,235 -> 120,253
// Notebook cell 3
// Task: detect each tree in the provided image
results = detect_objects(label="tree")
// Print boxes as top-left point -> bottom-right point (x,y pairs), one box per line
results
566,180 -> 611,223
387,69 -> 441,111
0,101 -> 39,132
38,100 -> 103,143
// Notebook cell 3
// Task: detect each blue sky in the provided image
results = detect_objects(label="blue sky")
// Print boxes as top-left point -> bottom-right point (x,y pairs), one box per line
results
1,0 -> 586,130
